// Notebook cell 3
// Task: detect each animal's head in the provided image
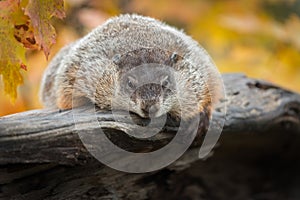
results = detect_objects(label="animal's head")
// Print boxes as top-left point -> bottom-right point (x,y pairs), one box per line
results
113,64 -> 178,118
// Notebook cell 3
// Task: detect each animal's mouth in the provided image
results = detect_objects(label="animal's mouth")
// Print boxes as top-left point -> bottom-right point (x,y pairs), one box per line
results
136,106 -> 167,119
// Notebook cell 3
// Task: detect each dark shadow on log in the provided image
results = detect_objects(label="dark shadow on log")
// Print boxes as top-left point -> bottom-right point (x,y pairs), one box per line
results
0,74 -> 299,200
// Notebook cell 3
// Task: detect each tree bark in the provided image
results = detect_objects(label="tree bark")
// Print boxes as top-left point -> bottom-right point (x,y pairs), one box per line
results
0,74 -> 300,200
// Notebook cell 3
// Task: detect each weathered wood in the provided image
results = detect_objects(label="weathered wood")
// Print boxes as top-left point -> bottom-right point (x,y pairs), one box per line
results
0,74 -> 299,200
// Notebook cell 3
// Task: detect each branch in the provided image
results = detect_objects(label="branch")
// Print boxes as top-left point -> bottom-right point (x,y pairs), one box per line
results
0,74 -> 299,200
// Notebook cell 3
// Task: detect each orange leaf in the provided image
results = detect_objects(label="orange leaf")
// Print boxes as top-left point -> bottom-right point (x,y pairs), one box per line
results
20,63 -> 27,71
25,0 -> 65,59
14,22 -> 39,49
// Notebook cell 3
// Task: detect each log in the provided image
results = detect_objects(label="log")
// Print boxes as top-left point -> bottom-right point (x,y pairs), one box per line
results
0,73 -> 299,200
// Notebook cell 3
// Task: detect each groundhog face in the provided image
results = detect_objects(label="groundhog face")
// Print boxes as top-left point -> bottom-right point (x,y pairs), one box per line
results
114,64 -> 177,118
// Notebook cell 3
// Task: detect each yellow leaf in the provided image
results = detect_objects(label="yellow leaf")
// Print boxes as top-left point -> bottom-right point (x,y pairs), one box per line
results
0,0 -> 27,102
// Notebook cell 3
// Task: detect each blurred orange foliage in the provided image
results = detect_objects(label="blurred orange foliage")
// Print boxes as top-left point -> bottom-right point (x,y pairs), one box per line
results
1,0 -> 300,116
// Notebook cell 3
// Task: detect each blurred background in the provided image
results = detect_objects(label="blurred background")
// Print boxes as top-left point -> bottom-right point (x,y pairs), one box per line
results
0,0 -> 300,116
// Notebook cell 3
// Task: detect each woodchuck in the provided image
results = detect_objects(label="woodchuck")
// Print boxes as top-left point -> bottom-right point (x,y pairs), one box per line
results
40,14 -> 222,120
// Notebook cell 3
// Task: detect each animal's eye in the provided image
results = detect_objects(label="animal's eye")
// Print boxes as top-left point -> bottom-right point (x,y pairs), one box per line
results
112,54 -> 121,65
170,52 -> 179,63
127,78 -> 135,90
161,77 -> 170,88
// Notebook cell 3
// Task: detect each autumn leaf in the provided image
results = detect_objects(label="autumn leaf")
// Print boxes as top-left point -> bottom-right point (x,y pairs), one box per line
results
25,0 -> 65,58
0,0 -> 27,101
14,22 -> 39,49
0,0 -> 65,101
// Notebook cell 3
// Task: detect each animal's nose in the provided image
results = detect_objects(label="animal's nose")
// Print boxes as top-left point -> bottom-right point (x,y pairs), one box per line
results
141,103 -> 159,117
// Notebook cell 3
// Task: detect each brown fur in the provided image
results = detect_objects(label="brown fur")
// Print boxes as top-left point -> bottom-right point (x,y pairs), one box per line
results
40,14 -> 222,120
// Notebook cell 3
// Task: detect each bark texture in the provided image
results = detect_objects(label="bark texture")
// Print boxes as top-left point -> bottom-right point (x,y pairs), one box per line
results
0,74 -> 300,200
